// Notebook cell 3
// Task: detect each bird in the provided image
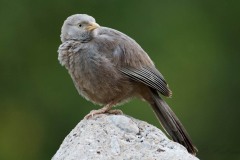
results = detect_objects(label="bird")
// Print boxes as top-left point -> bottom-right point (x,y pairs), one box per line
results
58,14 -> 197,155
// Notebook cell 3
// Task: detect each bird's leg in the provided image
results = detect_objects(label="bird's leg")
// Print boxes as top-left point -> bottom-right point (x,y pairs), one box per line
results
84,102 -> 123,119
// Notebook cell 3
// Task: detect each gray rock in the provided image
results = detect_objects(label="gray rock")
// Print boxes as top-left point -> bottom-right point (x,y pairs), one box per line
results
52,114 -> 199,160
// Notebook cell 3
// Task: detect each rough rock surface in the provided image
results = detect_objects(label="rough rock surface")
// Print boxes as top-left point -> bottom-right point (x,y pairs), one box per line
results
52,114 -> 199,160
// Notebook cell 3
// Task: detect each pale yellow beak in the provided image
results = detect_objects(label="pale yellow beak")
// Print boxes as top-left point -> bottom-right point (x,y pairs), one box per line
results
87,22 -> 100,31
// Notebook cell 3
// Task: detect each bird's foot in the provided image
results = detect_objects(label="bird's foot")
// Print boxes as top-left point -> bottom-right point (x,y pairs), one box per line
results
84,108 -> 123,119
84,103 -> 118,119
107,109 -> 123,115
84,108 -> 106,119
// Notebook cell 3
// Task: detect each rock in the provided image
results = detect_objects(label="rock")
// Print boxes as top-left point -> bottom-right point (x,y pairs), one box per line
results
52,113 -> 199,160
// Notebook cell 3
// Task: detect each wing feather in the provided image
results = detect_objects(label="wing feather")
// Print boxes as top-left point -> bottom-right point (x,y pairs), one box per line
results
119,67 -> 172,97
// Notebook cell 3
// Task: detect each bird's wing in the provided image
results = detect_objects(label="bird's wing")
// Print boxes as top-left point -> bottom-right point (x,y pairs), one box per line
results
119,66 -> 172,97
98,27 -> 172,97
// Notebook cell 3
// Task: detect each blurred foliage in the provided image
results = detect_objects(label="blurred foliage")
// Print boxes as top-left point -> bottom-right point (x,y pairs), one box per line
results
0,0 -> 240,159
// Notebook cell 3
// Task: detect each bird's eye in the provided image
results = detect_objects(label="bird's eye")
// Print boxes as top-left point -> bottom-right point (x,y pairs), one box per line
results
78,24 -> 82,27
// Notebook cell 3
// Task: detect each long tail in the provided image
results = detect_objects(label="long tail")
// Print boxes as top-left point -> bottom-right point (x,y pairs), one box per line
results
150,89 -> 197,155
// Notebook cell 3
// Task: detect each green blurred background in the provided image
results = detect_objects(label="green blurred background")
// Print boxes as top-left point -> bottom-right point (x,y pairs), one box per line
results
0,0 -> 239,159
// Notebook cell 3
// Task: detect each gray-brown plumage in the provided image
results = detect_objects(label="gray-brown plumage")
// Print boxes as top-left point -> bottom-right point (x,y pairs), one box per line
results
58,14 -> 197,155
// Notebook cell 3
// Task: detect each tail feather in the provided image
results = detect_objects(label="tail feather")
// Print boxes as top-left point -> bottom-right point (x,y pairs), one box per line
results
150,90 -> 197,155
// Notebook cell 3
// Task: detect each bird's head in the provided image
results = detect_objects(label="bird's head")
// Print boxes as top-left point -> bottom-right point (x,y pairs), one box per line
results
61,14 -> 100,42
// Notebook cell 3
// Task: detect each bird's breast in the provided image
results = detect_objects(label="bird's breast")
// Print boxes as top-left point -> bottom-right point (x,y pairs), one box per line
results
58,41 -> 134,105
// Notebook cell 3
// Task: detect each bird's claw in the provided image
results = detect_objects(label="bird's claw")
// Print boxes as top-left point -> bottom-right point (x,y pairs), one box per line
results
107,109 -> 123,115
84,109 -> 123,119
84,109 -> 103,119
